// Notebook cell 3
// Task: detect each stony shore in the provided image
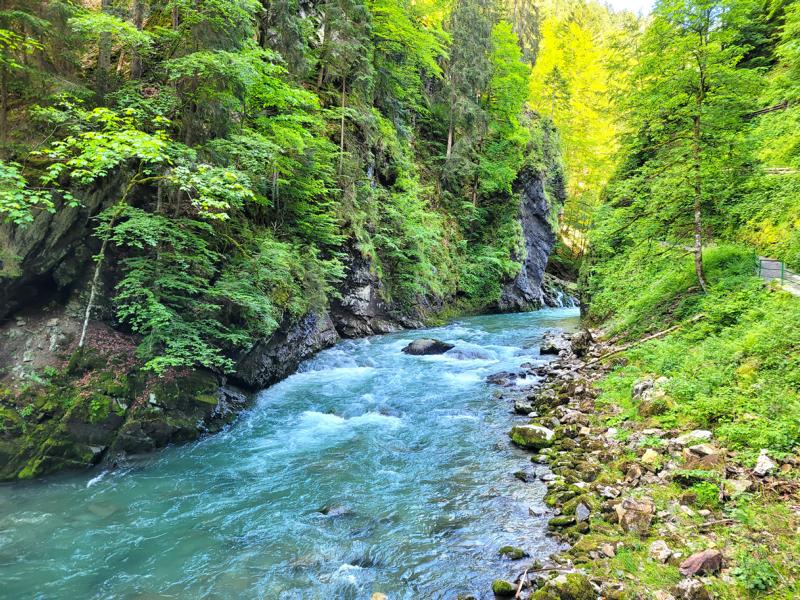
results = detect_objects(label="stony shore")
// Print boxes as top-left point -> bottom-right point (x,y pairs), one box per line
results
482,329 -> 796,600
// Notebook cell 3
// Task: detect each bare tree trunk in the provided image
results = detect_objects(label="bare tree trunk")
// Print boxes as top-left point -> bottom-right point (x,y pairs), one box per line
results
78,232 -> 112,349
446,116 -> 453,160
692,113 -> 707,293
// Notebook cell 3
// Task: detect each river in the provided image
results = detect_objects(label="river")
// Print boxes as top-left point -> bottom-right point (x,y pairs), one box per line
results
0,308 -> 579,599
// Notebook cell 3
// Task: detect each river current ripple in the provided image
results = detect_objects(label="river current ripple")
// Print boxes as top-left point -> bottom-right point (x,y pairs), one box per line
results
0,308 -> 579,600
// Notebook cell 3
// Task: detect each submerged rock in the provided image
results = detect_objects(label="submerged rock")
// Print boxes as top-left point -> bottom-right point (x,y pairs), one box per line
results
509,425 -> 555,449
401,338 -> 455,356
446,347 -> 492,360
318,504 -> 354,518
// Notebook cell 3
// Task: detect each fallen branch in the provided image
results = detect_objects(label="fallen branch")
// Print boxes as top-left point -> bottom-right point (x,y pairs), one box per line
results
579,314 -> 706,370
515,567 -> 530,599
696,518 -> 734,529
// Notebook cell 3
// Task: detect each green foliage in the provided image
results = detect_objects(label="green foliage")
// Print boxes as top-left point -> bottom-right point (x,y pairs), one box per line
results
690,481 -> 721,508
732,550 -> 779,592
0,160 -> 54,224
591,243 -> 800,459
3,0 -> 561,373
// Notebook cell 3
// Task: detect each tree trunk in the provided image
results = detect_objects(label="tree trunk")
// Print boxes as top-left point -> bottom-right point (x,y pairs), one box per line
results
692,113 -> 707,293
339,77 -> 346,175
0,66 -> 7,148
446,116 -> 453,160
130,0 -> 146,79
316,10 -> 329,89
96,0 -> 113,99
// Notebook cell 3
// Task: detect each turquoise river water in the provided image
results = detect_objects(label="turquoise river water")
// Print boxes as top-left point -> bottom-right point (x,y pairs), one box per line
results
0,308 -> 579,600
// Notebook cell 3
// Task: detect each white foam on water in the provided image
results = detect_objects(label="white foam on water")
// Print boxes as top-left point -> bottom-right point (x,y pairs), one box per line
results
298,410 -> 402,432
441,371 -> 482,386
441,414 -> 479,421
86,470 -> 109,488
333,563 -> 363,585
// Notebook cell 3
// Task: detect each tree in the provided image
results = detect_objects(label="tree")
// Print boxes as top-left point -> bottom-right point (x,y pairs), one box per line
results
614,0 -> 761,291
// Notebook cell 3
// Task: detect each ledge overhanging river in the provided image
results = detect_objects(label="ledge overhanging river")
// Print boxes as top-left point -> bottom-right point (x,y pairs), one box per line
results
0,308 -> 579,599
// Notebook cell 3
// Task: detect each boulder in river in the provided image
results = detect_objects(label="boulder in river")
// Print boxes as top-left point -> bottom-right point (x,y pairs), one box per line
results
509,425 -> 555,449
539,332 -> 568,355
401,338 -> 455,355
491,579 -> 516,596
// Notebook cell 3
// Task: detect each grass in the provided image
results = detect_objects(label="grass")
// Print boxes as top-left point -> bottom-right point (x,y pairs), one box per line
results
575,242 -> 800,598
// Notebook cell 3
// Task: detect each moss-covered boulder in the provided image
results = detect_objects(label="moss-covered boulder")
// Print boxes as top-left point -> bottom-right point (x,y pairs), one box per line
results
532,573 -> 595,600
498,545 -> 528,559
510,424 -> 555,449
491,579 -> 516,596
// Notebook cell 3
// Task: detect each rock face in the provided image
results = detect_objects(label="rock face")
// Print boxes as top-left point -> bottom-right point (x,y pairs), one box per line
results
0,178 -> 123,322
497,128 -> 566,312
233,313 -> 340,390
401,338 -> 455,356
329,248 -> 422,337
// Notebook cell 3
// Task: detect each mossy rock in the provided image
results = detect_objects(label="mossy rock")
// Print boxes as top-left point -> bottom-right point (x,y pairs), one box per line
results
510,424 -> 555,449
562,494 -> 599,516
548,515 -> 577,528
498,545 -> 528,560
532,573 -> 595,600
491,579 -> 516,596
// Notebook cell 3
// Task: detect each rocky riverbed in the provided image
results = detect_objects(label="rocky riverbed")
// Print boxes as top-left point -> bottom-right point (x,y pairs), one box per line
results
483,329 -> 796,600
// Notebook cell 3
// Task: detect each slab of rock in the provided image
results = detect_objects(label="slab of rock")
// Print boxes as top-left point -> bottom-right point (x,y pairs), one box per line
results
674,430 -> 713,446
539,332 -> 568,355
514,399 -> 535,415
672,579 -> 711,600
575,502 -> 591,523
642,449 -> 661,467
599,543 -> 616,558
632,378 -> 654,400
498,545 -> 527,560
402,338 -> 455,355
679,549 -> 723,577
509,425 -> 555,450
445,347 -> 491,360
723,478 -> 752,495
615,497 -> 655,535
754,449 -> 777,477
649,540 -> 672,563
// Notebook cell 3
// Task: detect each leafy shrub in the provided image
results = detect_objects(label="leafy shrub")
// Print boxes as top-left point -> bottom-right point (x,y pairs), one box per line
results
689,482 -> 721,509
732,551 -> 779,592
